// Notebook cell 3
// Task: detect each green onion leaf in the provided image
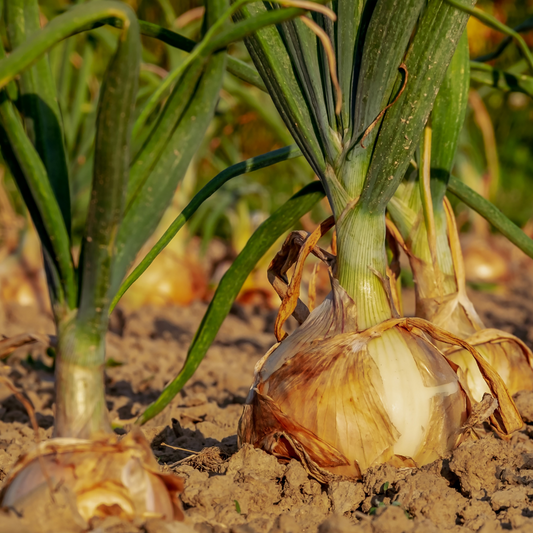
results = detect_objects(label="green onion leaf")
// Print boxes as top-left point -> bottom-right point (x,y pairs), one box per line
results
76,5 -> 141,331
136,180 -> 325,425
447,176 -> 533,261
110,145 -> 302,313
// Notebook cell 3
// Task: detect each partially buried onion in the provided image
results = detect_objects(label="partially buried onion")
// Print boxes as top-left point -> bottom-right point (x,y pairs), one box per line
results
0,429 -> 184,524
239,223 -> 522,482
445,329 -> 533,402
390,199 -> 533,402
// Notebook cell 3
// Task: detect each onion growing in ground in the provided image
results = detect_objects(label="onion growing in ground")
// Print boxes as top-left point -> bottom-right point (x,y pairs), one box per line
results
0,430 -> 184,523
239,223 -> 521,481
387,33 -> 533,401
0,0 -> 230,521
120,205 -> 207,309
388,201 -> 533,401
235,0 -> 524,481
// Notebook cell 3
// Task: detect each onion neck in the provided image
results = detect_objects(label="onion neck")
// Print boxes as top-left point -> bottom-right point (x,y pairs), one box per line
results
336,207 -> 393,330
54,314 -> 111,439
409,203 -> 458,300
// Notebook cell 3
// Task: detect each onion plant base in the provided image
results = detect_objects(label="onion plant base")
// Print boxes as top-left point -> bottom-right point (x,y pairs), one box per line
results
238,280 -> 521,482
388,199 -> 533,402
0,429 -> 185,525
238,229 -> 523,482
446,329 -> 533,401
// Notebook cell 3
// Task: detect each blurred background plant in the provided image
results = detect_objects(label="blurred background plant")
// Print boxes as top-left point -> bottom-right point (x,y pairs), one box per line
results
0,0 -> 327,315
455,0 -> 533,285
0,0 -> 531,316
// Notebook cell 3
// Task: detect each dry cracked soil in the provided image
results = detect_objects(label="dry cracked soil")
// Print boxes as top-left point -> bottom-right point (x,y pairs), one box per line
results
3,268 -> 533,533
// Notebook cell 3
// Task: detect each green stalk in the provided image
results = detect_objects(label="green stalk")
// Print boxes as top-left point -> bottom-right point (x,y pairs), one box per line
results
0,94 -> 76,311
336,207 -> 393,329
385,28 -> 485,345
132,0 -> 316,137
334,0 -> 472,328
137,181 -> 325,425
5,0 -> 71,232
55,313 -> 111,437
388,30 -> 470,303
54,4 -> 141,439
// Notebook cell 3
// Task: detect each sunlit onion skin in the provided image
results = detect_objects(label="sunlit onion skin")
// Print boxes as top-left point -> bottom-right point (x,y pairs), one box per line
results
411,265 -> 533,401
0,430 -> 184,523
387,191 -> 533,402
239,281 -> 468,481
406,202 -> 533,401
445,330 -> 533,401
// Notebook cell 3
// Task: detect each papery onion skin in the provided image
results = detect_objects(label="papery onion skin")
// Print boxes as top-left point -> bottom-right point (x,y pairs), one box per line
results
239,282 -> 468,481
412,255 -> 533,401
0,430 -> 184,523
445,330 -> 533,402
404,221 -> 533,401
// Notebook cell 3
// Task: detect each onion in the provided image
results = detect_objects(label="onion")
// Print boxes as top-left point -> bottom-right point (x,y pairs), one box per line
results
120,250 -> 207,309
0,430 -> 184,523
239,227 -> 522,481
416,200 -> 533,400
446,331 -> 533,401
462,238 -> 510,285
387,194 -> 533,401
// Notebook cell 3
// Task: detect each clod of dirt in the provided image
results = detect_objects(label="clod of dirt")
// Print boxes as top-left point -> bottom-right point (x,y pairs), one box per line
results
458,500 -> 497,531
327,480 -> 365,515
226,444 -> 285,481
363,464 -> 398,496
178,445 -> 286,530
144,519 -> 197,533
371,506 -> 412,533
283,459 -> 309,493
268,514 -> 301,533
317,514 -> 360,533
449,437 -> 519,498
513,390 -> 533,423
490,486 -> 529,511
394,471 -> 467,528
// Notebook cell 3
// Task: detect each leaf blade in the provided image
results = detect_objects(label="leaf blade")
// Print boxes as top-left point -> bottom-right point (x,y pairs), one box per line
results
447,176 -> 533,260
136,180 -> 326,425
77,5 -> 141,331
111,51 -> 227,297
0,94 -> 75,309
430,30 -> 470,204
110,145 -> 303,312
5,0 -> 71,232
361,0 -> 474,211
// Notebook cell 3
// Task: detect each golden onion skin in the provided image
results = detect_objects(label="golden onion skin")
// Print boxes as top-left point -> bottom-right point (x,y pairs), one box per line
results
239,282 -> 467,481
446,330 -> 533,402
0,430 -> 184,523
404,202 -> 533,400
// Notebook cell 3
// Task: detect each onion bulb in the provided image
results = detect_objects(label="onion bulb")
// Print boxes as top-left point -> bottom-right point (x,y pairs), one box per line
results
0,430 -> 184,523
120,249 -> 207,309
397,199 -> 533,401
445,330 -> 533,402
239,227 -> 522,481
462,238 -> 510,285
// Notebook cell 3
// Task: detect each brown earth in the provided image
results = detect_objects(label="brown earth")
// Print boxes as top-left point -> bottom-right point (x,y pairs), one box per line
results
2,268 -> 533,532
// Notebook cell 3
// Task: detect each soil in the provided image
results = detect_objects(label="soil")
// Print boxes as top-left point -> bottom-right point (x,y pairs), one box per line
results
2,266 -> 533,532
